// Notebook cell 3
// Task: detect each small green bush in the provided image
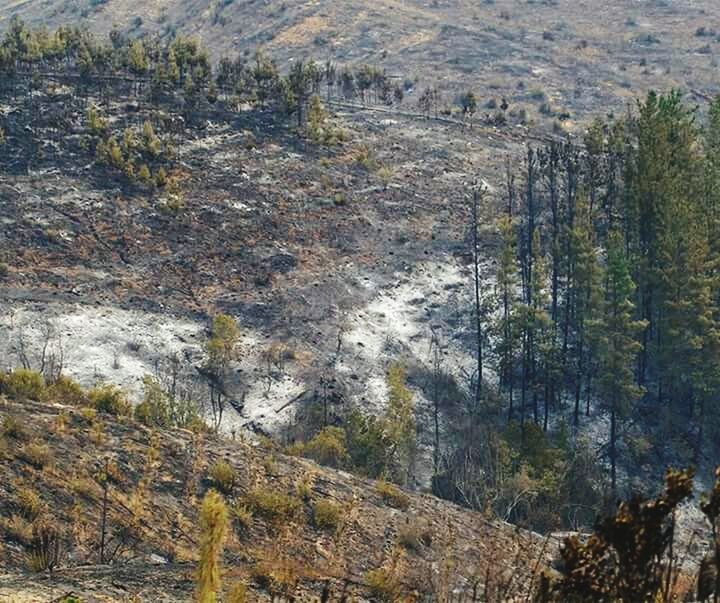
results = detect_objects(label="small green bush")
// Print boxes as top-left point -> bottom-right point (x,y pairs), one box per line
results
88,384 -> 131,416
294,426 -> 348,467
345,410 -> 392,478
0,369 -> 45,401
246,488 -> 300,523
79,407 -> 97,423
44,375 -> 86,406
209,460 -> 237,495
294,471 -> 315,501
312,499 -> 341,531
134,376 -> 170,427
1,414 -> 28,440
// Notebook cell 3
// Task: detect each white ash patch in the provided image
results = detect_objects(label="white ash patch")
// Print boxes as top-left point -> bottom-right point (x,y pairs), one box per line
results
0,303 -> 204,399
0,301 -> 310,436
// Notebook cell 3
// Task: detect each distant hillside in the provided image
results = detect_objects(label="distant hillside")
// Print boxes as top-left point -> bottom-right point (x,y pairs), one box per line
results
0,398 -> 549,601
1,0 -> 718,130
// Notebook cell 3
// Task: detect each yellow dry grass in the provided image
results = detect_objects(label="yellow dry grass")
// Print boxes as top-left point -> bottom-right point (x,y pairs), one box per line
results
268,16 -> 330,48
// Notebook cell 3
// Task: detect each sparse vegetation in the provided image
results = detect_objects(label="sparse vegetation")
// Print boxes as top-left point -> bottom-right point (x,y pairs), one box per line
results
375,480 -> 410,510
18,441 -> 52,469
1,414 -> 28,440
246,488 -> 301,523
15,487 -> 45,521
88,384 -> 131,417
209,460 -> 237,495
312,499 -> 340,531
0,369 -> 45,402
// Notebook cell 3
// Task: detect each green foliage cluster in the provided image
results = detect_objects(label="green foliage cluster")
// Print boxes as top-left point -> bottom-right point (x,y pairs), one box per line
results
375,480 -> 410,510
87,384 -> 131,417
245,488 -> 301,524
287,426 -> 347,467
0,369 -> 45,401
196,489 -> 228,603
209,460 -> 237,495
92,112 -> 170,187
305,95 -> 348,145
134,375 -> 203,430
289,364 -> 414,483
44,375 -> 87,406
312,499 -> 341,531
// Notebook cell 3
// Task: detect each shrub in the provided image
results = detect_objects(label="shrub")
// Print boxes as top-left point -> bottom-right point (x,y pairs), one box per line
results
353,144 -> 378,171
377,166 -> 394,189
52,411 -> 70,434
0,369 -> 45,401
365,567 -> 401,601
155,166 -> 168,187
27,517 -> 61,572
79,407 -> 97,423
19,441 -> 51,469
138,164 -> 152,185
88,384 -> 131,416
246,488 -> 301,523
312,500 -> 341,531
90,419 -> 105,445
70,475 -> 101,501
209,460 -> 237,495
1,414 -> 28,440
16,487 -> 45,520
44,375 -> 86,406
232,503 -> 253,531
134,375 -> 170,427
375,480 -> 410,510
302,427 -> 348,467
345,410 -> 391,478
397,520 -> 431,552
294,471 -> 315,501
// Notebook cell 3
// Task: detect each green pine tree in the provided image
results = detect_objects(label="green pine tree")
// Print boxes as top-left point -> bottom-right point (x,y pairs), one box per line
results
594,231 -> 647,494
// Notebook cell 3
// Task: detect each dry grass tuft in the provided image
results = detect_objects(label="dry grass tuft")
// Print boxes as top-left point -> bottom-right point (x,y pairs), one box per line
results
375,480 -> 410,510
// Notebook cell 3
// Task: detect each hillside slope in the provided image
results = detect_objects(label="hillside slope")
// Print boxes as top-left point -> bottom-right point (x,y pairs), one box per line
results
0,398 -> 551,601
1,0 -> 718,128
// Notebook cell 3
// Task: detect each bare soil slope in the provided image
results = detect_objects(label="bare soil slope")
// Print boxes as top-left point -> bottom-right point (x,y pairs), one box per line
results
0,398 -> 550,601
